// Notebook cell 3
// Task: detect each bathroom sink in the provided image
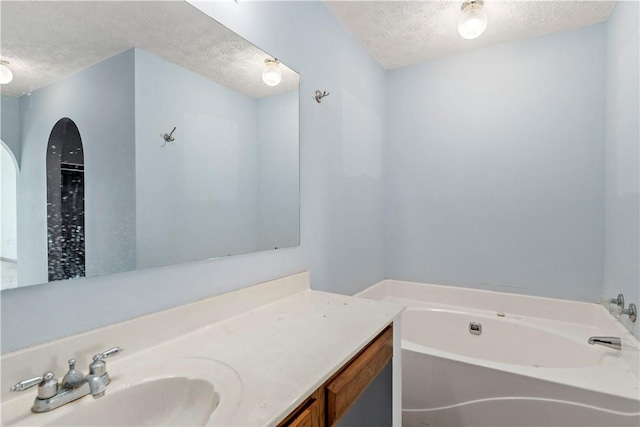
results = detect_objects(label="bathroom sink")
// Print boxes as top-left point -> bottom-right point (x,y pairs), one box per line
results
44,377 -> 217,426
2,357 -> 242,427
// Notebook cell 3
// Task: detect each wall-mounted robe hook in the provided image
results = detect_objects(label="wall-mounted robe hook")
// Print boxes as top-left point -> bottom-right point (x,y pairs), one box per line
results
315,90 -> 330,103
162,127 -> 176,147
163,127 -> 177,142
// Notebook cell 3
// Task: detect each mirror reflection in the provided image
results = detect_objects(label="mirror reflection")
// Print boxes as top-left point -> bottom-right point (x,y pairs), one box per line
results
0,1 -> 300,290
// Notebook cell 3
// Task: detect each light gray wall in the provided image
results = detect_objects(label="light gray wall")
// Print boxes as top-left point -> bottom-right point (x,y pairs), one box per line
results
603,1 -> 639,338
1,94 -> 20,163
1,1 -> 386,353
134,49 -> 259,269
385,25 -> 607,302
15,49 -> 136,288
256,90 -> 300,251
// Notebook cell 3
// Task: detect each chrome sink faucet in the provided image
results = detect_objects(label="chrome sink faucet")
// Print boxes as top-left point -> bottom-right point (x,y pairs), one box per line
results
9,347 -> 123,413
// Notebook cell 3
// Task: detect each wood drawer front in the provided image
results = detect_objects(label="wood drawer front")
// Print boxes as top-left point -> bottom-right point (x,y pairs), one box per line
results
325,326 -> 393,426
278,389 -> 324,427
287,405 -> 314,427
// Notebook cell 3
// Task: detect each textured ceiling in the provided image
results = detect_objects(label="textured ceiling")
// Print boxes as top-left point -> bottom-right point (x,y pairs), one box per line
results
0,1 -> 298,98
324,0 -> 616,69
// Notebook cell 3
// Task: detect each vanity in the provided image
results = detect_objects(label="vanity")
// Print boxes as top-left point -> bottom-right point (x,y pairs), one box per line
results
1,272 -> 404,426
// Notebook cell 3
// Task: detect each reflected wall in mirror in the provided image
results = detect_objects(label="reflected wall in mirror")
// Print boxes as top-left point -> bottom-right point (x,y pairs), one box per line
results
0,1 -> 300,290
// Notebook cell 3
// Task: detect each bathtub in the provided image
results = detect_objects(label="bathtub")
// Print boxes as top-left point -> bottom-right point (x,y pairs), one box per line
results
356,280 -> 640,427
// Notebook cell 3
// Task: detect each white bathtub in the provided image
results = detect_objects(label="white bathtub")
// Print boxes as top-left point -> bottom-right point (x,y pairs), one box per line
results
357,280 -> 640,427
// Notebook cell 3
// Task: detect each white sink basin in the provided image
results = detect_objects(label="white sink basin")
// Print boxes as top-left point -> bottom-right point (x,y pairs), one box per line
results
2,357 -> 242,426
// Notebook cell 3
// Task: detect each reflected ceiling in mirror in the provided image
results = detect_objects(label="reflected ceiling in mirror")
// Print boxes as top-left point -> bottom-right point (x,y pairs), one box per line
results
1,1 -> 299,98
0,1 -> 300,290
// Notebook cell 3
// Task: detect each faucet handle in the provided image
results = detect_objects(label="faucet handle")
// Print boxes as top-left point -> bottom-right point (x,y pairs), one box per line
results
89,347 -> 124,376
611,294 -> 625,308
99,347 -> 124,359
622,303 -> 637,322
10,375 -> 44,392
10,372 -> 59,399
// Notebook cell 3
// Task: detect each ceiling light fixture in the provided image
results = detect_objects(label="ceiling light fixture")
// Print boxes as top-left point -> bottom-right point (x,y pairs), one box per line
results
262,58 -> 282,87
0,60 -> 13,84
458,0 -> 488,40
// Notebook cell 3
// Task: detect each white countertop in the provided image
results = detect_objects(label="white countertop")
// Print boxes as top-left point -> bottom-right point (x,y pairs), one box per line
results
141,289 -> 403,425
1,272 -> 404,426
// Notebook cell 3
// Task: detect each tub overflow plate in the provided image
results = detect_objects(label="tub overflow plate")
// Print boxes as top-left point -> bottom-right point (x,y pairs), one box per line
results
469,322 -> 482,335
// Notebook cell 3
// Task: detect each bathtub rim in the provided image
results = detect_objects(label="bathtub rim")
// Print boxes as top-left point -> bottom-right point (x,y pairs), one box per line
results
355,279 -> 616,327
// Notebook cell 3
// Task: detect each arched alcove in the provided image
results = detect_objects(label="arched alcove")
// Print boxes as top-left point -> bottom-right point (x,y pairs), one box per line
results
46,118 -> 85,281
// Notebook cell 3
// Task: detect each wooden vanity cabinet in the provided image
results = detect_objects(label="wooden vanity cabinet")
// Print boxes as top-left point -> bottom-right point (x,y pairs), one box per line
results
278,324 -> 393,427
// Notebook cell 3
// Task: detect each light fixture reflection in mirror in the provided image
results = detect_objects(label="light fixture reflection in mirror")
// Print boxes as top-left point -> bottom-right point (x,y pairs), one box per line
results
262,58 -> 282,87
0,1 -> 300,290
0,60 -> 13,84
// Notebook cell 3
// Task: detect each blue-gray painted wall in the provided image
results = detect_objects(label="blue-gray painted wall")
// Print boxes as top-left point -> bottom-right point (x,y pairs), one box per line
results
603,1 -> 639,338
385,24 -> 607,302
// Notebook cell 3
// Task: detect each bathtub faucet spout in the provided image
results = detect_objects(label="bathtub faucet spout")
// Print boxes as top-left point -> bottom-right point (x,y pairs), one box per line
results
588,336 -> 621,350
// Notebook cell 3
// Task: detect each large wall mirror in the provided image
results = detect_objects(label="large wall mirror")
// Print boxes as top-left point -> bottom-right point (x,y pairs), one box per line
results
0,1 -> 300,290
